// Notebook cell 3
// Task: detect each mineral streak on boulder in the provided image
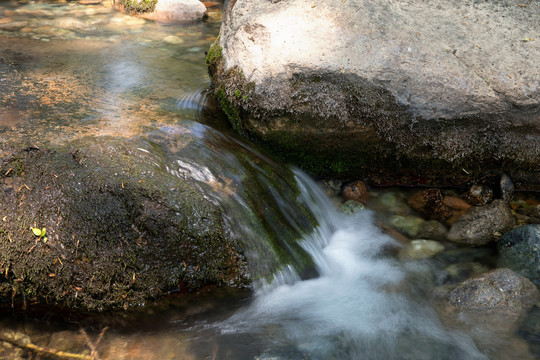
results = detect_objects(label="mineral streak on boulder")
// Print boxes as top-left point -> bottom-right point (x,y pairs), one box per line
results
209,0 -> 540,186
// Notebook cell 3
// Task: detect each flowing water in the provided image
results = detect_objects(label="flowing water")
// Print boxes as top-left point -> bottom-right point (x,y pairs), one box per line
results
0,1 -> 538,359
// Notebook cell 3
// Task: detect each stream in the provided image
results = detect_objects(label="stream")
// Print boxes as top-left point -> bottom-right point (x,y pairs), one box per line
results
0,1 -> 539,359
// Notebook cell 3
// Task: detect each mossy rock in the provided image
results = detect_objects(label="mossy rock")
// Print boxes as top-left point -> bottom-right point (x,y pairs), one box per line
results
0,129 -> 316,311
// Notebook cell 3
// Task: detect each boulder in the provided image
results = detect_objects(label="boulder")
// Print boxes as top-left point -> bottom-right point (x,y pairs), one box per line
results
0,126 -> 316,310
447,200 -> 514,245
449,268 -> 539,313
208,0 -> 540,185
498,225 -> 540,285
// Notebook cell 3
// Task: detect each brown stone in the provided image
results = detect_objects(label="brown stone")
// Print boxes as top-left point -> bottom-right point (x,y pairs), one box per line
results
443,196 -> 472,210
342,180 -> 368,202
462,185 -> 493,206
408,188 -> 452,221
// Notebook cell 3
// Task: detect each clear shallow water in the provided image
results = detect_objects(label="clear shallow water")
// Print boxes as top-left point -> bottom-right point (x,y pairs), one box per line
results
0,0 -> 226,147
0,1 -> 538,359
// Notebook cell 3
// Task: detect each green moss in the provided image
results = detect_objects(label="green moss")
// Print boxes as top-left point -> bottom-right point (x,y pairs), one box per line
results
119,0 -> 157,13
216,88 -> 243,132
251,130 -> 359,178
206,36 -> 222,71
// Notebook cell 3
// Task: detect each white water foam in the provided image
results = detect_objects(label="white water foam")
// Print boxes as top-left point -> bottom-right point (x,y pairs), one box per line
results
220,170 -> 486,360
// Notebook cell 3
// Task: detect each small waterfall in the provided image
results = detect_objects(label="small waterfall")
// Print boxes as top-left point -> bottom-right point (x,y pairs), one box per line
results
219,170 -> 486,360
176,88 -> 213,121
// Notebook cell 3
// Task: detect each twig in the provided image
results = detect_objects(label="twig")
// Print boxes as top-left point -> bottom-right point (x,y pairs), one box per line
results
79,326 -> 108,360
0,333 -> 92,360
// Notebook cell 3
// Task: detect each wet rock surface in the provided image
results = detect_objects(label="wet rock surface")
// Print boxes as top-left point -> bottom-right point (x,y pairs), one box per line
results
0,130 -> 316,311
342,180 -> 368,203
447,200 -> 515,246
449,268 -> 539,313
408,188 -> 452,221
0,139 -> 248,310
462,184 -> 494,206
209,0 -> 540,184
498,225 -> 540,285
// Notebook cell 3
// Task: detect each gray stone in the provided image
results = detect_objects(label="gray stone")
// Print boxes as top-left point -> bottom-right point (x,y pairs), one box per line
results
447,200 -> 514,246
388,215 -> 424,238
338,199 -> 365,215
209,0 -> 540,184
145,0 -> 206,22
500,173 -> 515,203
449,268 -> 539,313
498,224 -> 540,285
417,220 -> 448,241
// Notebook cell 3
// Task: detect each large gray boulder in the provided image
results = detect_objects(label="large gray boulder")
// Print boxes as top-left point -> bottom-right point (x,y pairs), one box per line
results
208,0 -> 540,184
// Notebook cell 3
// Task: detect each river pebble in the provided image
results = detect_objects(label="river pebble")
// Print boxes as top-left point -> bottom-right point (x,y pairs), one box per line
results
342,180 -> 368,202
448,199 -> 514,246
417,219 -> 448,241
442,262 -> 489,284
399,239 -> 445,260
338,199 -> 365,215
408,188 -> 452,221
163,35 -> 184,44
462,184 -> 493,206
388,215 -> 425,238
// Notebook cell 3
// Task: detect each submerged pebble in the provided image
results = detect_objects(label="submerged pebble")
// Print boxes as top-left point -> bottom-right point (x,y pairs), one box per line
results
338,199 -> 365,215
163,35 -> 184,44
399,239 -> 445,260
388,214 -> 425,238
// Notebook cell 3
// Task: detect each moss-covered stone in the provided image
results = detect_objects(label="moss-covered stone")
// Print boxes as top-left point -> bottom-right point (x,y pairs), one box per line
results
0,127 -> 320,310
0,139 -> 248,311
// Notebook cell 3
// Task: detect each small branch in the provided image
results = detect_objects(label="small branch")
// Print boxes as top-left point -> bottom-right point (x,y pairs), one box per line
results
0,333 -> 93,360
80,326 -> 108,360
